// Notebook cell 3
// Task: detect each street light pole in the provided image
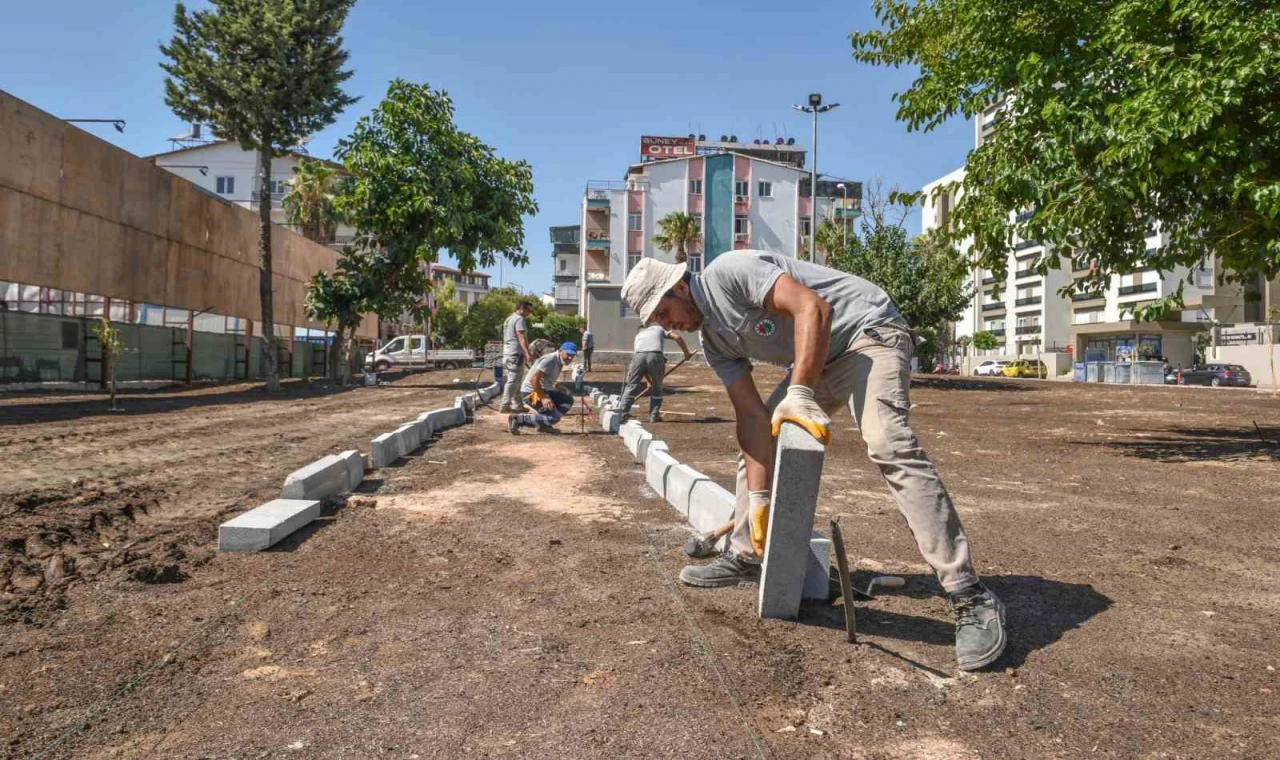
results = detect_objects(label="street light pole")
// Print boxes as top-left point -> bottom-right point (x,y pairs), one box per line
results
792,94 -> 839,262
837,183 -> 848,253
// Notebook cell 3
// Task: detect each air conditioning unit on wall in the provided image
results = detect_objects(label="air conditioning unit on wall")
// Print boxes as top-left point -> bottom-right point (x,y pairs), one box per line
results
735,196 -> 747,203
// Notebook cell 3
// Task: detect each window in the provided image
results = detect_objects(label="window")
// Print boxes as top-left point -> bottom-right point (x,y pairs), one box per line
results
1074,308 -> 1104,325
686,254 -> 703,273
800,217 -> 811,237
215,176 -> 235,195
734,180 -> 749,198
757,181 -> 772,198
409,337 -> 424,352
734,215 -> 749,236
628,212 -> 642,231
383,337 -> 405,354
559,259 -> 567,272
693,213 -> 702,233
269,179 -> 289,195
688,179 -> 703,195
627,252 -> 642,272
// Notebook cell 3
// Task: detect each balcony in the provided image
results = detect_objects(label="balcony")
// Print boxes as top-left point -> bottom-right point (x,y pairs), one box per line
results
982,302 -> 1006,312
584,228 -> 610,250
1014,238 -> 1041,252
550,226 -> 580,245
1071,290 -> 1104,302
1015,324 -> 1041,335
1118,282 -> 1158,296
982,276 -> 997,285
1014,296 -> 1042,307
1072,262 -> 1093,273
1014,269 -> 1039,280
987,328 -> 1006,338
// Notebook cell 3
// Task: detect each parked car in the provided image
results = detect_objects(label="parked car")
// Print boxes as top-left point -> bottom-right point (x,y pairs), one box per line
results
365,335 -> 475,371
973,360 -> 1011,377
1172,363 -> 1252,387
1002,359 -> 1047,379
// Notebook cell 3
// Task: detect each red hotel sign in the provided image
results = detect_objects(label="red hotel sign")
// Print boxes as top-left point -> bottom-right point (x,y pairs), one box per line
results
640,135 -> 696,161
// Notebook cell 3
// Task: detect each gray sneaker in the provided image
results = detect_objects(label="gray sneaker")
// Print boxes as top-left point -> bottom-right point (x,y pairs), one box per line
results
949,584 -> 1007,671
678,552 -> 761,588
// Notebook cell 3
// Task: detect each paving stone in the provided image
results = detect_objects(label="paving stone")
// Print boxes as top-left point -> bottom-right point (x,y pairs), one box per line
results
804,534 -> 832,600
395,423 -> 422,455
645,449 -> 678,498
281,454 -> 349,501
602,410 -> 621,433
687,479 -> 734,535
371,432 -> 400,469
335,449 -> 364,491
416,412 -> 435,440
664,464 -> 709,517
630,429 -> 655,462
218,499 -> 321,552
758,423 -> 827,620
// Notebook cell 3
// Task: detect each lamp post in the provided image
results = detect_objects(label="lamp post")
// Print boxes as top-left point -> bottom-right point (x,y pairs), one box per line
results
793,94 -> 839,261
63,118 -> 126,133
836,183 -> 848,254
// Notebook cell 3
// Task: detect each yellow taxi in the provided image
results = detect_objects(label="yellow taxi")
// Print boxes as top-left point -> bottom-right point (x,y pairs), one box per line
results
1002,359 -> 1047,379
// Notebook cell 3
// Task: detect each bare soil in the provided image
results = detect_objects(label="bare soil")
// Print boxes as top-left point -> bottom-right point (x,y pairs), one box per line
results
1,364 -> 1277,758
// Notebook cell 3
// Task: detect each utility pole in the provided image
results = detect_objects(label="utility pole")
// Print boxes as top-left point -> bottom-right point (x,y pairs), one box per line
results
793,94 -> 839,262
837,183 -> 848,254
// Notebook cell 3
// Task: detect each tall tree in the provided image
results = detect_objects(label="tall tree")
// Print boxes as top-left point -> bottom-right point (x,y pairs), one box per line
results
334,79 -> 538,275
161,0 -> 358,391
652,212 -> 700,264
852,0 -> 1280,319
284,158 -> 343,244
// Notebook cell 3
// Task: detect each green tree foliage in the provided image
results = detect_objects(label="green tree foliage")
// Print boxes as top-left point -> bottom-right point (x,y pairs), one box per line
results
430,279 -> 468,349
971,331 -> 1001,352
652,212 -> 700,264
852,0 -> 1280,320
284,158 -> 343,244
334,79 -> 538,272
530,314 -> 586,349
460,287 -> 548,351
161,0 -> 358,391
95,317 -> 124,411
826,216 -> 973,332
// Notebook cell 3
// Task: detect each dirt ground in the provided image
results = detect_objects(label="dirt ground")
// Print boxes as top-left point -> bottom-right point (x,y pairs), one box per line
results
1,364 -> 1277,758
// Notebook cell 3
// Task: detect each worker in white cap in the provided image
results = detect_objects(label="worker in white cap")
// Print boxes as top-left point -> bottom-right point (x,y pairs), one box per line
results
621,251 -> 1007,672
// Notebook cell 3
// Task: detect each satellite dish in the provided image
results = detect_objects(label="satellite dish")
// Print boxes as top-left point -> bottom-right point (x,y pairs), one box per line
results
698,134 -> 706,141
730,135 -> 738,142
720,134 -> 728,142
787,137 -> 796,145
776,137 -> 784,145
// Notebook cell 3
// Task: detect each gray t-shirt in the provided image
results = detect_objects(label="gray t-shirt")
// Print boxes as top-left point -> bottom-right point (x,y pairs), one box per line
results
633,324 -> 667,353
502,312 -> 527,358
692,250 -> 905,387
520,351 -> 564,394
582,330 -> 594,349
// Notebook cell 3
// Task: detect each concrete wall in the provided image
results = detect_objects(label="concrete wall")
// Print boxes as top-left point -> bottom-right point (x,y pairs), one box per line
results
0,90 -> 374,337
749,160 -> 799,256
1211,340 -> 1280,389
643,161 -> 688,265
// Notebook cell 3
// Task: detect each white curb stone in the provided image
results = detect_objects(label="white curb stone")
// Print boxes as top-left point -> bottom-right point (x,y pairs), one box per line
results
371,432 -> 400,469
645,449 -> 678,498
758,423 -> 827,620
395,422 -> 422,456
602,410 -> 622,433
218,499 -> 321,552
663,464 -> 709,517
280,454 -> 349,501
335,449 -> 364,491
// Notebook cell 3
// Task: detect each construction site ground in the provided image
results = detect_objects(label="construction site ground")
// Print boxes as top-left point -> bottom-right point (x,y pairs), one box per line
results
1,364 -> 1277,759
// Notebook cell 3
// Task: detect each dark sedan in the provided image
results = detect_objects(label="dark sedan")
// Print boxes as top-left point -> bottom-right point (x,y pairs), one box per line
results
1175,363 -> 1253,387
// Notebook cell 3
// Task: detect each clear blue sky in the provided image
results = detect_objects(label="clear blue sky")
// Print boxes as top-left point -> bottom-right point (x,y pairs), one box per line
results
1,0 -> 973,296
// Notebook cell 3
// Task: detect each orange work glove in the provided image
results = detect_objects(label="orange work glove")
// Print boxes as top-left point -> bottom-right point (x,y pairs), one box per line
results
748,490 -> 771,556
770,385 -> 831,444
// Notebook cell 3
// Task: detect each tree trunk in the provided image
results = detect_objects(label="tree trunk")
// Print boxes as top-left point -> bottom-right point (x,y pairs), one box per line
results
676,241 -> 686,264
342,328 -> 356,386
257,144 -> 281,391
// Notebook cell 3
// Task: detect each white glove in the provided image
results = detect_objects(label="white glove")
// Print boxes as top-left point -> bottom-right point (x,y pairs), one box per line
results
770,385 -> 831,444
748,490 -> 771,556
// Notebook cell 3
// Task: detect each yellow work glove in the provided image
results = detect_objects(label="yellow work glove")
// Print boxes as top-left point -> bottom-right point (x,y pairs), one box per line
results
748,490 -> 771,556
529,390 -> 545,409
770,385 -> 831,444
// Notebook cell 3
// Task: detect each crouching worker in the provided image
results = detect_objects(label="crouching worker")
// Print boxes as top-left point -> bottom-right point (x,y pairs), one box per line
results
508,342 -> 577,434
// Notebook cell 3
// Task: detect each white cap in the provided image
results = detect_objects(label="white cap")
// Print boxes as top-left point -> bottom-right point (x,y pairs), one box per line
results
621,258 -> 688,324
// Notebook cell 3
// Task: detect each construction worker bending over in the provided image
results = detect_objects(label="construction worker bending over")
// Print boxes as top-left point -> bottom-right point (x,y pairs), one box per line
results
499,301 -> 535,413
508,342 -> 578,434
620,252 -> 1007,672
615,324 -> 691,423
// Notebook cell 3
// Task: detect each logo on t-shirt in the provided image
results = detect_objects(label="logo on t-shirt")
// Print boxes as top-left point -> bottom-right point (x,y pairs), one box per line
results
753,317 -> 777,338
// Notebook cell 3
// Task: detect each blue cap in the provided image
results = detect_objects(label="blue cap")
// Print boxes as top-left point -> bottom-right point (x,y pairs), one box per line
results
559,342 -> 578,355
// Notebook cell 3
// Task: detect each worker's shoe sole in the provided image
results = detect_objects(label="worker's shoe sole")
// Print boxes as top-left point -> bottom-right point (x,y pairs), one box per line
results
678,553 -> 761,588
507,417 -> 521,435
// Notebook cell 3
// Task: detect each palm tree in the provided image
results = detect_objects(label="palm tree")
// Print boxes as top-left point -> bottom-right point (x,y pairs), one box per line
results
283,159 -> 341,244
652,212 -> 700,264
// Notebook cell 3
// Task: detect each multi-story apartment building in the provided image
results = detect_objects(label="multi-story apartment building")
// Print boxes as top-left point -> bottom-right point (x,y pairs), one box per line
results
924,167 -> 1239,370
149,136 -> 356,250
549,225 -> 581,314
578,138 -> 859,351
429,264 -> 490,308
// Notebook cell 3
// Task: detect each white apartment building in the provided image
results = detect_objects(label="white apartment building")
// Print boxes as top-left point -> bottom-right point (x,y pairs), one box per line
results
429,264 -> 490,308
549,225 -> 581,314
149,138 -> 356,250
579,148 -> 858,351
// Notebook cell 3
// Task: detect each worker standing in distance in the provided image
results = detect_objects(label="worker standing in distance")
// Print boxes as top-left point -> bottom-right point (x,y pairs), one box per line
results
580,325 -> 595,372
614,323 -> 692,423
499,301 -> 535,413
508,342 -> 577,434
620,252 -> 1007,671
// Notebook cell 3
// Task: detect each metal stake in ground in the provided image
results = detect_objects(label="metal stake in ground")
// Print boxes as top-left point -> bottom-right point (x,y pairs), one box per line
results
830,518 -> 857,643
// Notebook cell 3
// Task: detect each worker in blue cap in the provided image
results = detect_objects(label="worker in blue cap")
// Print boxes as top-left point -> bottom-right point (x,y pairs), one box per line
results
508,342 -> 578,434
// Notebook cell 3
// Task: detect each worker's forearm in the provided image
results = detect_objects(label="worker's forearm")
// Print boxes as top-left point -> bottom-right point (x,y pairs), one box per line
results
736,411 -> 774,492
517,333 -> 530,353
790,300 -> 832,388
